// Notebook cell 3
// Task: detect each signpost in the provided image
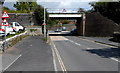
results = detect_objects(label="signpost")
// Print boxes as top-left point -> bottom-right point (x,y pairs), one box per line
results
1,11 -> 10,52
43,7 -> 47,39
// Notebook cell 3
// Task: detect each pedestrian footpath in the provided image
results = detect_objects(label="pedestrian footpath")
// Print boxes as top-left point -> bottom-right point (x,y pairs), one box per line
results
78,36 -> 119,47
1,35 -> 54,72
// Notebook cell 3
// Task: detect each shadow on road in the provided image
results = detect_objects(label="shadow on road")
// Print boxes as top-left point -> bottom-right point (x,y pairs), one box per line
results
85,47 -> 120,58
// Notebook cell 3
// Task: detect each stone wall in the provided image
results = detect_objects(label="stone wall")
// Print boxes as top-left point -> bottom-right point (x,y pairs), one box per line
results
84,12 -> 119,37
6,13 -> 38,26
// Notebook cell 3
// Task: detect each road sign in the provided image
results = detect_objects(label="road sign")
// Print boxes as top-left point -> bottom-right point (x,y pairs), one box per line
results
1,19 -> 9,26
62,9 -> 66,12
42,23 -> 46,25
2,11 -> 10,18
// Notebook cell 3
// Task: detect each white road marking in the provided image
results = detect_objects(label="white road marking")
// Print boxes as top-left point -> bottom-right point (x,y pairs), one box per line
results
3,54 -> 22,71
69,40 -> 74,43
53,43 -> 67,72
51,36 -> 119,64
110,57 -> 120,62
30,45 -> 32,46
75,43 -> 81,46
87,48 -> 92,49
51,43 -> 58,72
67,37 -> 120,63
51,38 -> 67,72
69,40 -> 81,46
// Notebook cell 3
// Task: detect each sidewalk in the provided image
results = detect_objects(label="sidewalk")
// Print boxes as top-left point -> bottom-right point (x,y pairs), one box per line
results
78,36 -> 119,47
1,35 -> 54,71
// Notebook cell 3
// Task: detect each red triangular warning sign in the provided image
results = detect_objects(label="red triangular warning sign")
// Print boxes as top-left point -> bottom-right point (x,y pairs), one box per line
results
1,19 -> 9,26
2,11 -> 10,18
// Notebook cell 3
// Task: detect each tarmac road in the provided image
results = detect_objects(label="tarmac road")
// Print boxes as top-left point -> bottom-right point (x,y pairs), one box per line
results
50,35 -> 119,72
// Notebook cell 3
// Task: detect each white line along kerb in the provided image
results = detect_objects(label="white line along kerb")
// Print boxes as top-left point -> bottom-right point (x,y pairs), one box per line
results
3,55 -> 22,71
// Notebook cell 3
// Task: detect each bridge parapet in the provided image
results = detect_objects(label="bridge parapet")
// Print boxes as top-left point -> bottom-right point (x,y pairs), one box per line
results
49,13 -> 82,18
47,8 -> 84,13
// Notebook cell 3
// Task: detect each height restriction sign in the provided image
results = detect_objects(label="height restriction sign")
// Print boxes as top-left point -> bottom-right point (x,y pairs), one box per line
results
2,11 -> 10,18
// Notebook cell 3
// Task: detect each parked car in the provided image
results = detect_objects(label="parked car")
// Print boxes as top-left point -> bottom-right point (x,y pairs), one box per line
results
62,27 -> 66,31
69,29 -> 78,35
55,28 -> 62,32
10,22 -> 24,32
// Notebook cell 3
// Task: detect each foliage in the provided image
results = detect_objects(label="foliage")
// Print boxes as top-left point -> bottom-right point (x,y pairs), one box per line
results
3,1 -> 38,13
29,29 -> 37,32
34,5 -> 44,25
62,20 -> 69,24
34,5 -> 49,26
3,7 -> 10,10
89,1 -> 120,24
77,8 -> 85,13
47,19 -> 59,27
14,1 -> 38,13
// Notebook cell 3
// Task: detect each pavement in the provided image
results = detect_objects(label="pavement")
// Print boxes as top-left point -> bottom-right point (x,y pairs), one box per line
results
78,36 -> 119,47
1,36 -> 54,72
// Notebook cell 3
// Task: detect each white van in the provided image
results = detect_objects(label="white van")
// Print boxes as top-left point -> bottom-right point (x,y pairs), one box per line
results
0,25 -> 15,36
10,22 -> 24,32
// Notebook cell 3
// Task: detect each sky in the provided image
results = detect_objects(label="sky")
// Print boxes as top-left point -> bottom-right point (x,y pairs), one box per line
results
3,0 -> 93,10
3,0 -> 119,11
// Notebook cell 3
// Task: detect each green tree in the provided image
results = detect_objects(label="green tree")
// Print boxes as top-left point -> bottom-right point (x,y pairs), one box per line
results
89,1 -> 120,24
3,7 -> 10,10
34,5 -> 49,26
77,8 -> 85,13
14,0 -> 38,12
62,20 -> 69,24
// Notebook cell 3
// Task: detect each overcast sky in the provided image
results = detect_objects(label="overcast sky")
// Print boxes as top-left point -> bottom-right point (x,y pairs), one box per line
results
3,0 -> 94,10
3,2 -> 91,11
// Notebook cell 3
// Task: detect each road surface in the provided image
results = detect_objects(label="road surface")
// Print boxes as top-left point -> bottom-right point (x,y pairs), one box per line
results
50,35 -> 119,72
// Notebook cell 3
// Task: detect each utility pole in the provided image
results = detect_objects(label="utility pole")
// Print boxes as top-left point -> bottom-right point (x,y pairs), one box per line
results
0,1 -> 2,53
4,23 -> 6,52
43,4 -> 46,38
83,13 -> 86,36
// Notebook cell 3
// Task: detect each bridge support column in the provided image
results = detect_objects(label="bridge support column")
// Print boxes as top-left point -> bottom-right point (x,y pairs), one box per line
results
76,18 -> 82,36
76,13 -> 86,36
